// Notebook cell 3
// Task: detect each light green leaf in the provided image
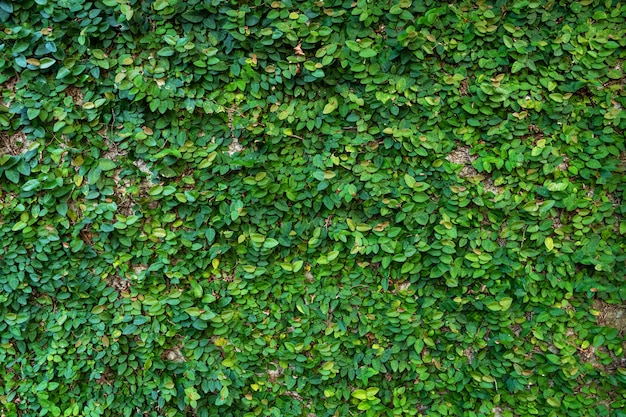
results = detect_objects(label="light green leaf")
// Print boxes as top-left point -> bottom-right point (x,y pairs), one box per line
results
323,97 -> 338,114
359,48 -> 377,58
12,221 -> 28,231
404,174 -> 416,188
39,57 -> 56,69
486,301 -> 501,312
352,389 -> 367,400
499,297 -> 513,311
345,40 -> 361,52
263,238 -> 279,249
293,260 -> 304,272
98,159 -> 117,171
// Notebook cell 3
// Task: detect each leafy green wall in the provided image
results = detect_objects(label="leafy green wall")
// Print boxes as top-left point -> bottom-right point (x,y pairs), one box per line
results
1,0 -> 625,416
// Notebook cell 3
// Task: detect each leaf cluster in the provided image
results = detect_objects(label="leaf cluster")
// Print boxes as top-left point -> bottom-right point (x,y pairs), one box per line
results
1,0 -> 625,416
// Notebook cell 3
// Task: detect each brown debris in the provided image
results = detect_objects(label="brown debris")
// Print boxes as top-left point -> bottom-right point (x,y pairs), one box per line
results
595,300 -> 626,334
162,345 -> 186,363
65,86 -> 84,106
1,76 -> 19,92
446,146 -> 478,178
226,104 -> 243,155
105,274 -> 131,294
459,78 -> 469,96
557,155 -> 570,171
0,131 -> 32,156
294,40 -> 305,56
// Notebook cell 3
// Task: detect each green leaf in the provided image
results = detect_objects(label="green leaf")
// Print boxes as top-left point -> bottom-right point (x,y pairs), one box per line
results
22,179 -> 40,191
152,228 -> 167,238
12,221 -> 28,231
158,47 -> 175,57
511,61 -> 525,73
486,301 -> 501,312
292,260 -> 304,272
263,238 -> 279,249
546,397 -> 561,407
98,159 -> 117,171
215,385 -> 229,406
153,0 -> 169,10
544,237 -> 554,251
414,339 -> 424,354
91,49 -> 106,59
359,48 -> 377,58
5,169 -> 20,183
404,174 -> 416,188
185,307 -> 203,317
0,1 -> 14,13
27,108 -> 40,120
323,97 -> 339,114
352,389 -> 367,400
498,297 -> 513,311
148,185 -> 163,196
345,40 -> 361,52
39,57 -> 56,69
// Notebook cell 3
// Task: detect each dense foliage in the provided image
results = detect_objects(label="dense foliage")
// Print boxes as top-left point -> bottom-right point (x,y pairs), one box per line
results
1,0 -> 625,416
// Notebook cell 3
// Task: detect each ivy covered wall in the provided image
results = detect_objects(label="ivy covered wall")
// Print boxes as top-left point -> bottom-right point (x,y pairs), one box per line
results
1,0 -> 625,416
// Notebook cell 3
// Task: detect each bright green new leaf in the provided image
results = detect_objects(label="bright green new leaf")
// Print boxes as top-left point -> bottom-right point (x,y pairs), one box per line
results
323,97 -> 339,114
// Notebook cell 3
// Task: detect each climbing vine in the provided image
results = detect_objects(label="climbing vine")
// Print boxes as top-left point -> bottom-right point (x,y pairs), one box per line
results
1,0 -> 625,416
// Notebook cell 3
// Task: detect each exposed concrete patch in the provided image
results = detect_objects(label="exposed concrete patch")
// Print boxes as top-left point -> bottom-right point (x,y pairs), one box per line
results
482,177 -> 503,195
162,345 -> 186,363
447,146 -> 503,195
65,86 -> 84,106
557,154 -> 570,171
104,274 -> 130,295
226,104 -> 243,156
0,131 -> 33,156
595,300 -> 626,334
446,145 -> 478,178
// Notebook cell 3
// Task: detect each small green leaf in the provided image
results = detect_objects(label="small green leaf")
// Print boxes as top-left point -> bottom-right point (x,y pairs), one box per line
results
153,0 -> 169,10
5,170 -> 20,183
12,221 -> 28,231
152,228 -> 167,238
511,61 -> 525,73
414,339 -> 424,354
546,397 -> 561,407
22,179 -> 40,191
499,297 -> 513,311
0,1 -> 14,13
158,47 -> 174,57
544,237 -> 554,251
263,238 -> 279,249
39,57 -> 56,69
352,389 -> 367,400
292,260 -> 304,272
323,97 -> 338,114
346,40 -> 361,52
27,108 -> 40,120
366,387 -> 379,397
359,48 -> 377,58
404,174 -> 416,188
486,301 -> 501,312
148,185 -> 163,196
91,49 -> 106,59
98,159 -> 117,171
